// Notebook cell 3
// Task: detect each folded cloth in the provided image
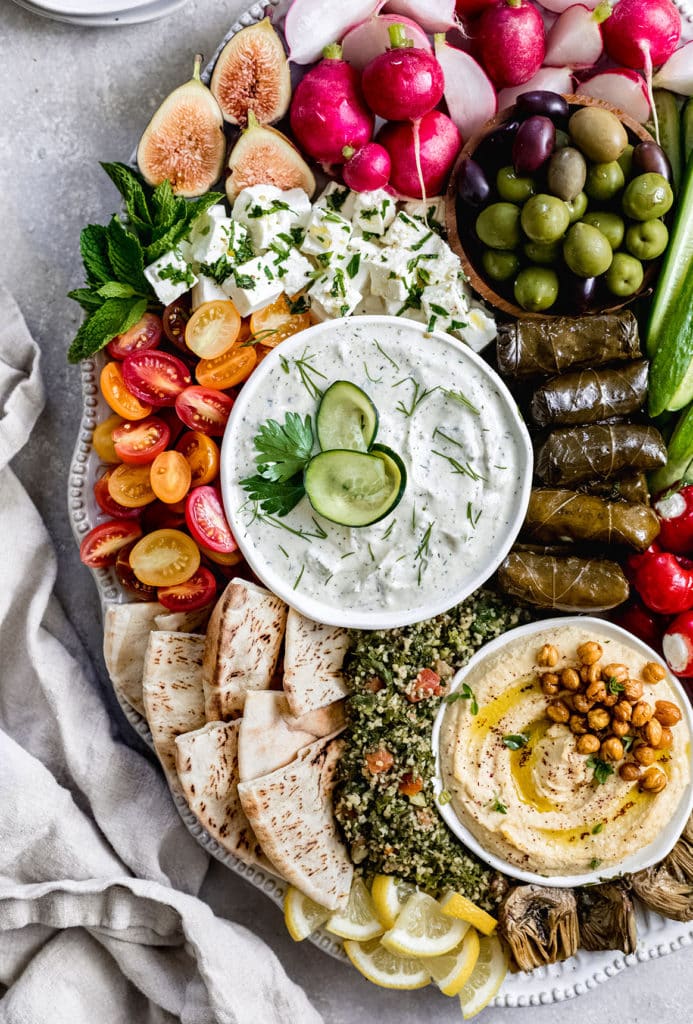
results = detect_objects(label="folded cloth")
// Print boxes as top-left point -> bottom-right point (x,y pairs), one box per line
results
0,284 -> 322,1024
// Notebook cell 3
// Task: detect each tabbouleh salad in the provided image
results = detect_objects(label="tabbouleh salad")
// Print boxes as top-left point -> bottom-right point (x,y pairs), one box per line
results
333,589 -> 528,911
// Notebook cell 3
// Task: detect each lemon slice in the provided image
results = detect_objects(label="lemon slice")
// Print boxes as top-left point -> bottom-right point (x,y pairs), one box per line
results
325,877 -> 384,941
439,891 -> 498,936
458,934 -> 509,1019
422,926 -> 478,997
284,885 -> 331,942
344,938 -> 431,990
381,891 -> 469,958
370,875 -> 417,930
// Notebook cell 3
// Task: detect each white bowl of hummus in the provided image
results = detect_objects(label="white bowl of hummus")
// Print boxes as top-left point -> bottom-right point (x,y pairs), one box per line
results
221,316 -> 532,630
432,617 -> 693,887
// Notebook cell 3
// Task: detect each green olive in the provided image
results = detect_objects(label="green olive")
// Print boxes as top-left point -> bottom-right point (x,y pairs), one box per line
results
547,148 -> 587,201
524,239 -> 562,265
554,129 -> 571,150
496,165 -> 535,203
514,267 -> 559,312
605,252 -> 644,297
568,107 -> 628,163
622,173 -> 674,221
625,219 -> 669,260
476,202 -> 522,249
585,160 -> 625,201
565,192 -> 588,223
520,194 -> 571,243
617,143 -> 634,179
581,211 -> 625,250
482,248 -> 520,281
563,222 -> 613,278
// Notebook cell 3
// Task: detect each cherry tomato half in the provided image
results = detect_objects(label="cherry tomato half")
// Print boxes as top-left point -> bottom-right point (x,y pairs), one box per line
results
162,295 -> 192,352
94,470 -> 141,520
122,350 -> 192,408
185,485 -> 238,554
141,499 -> 187,532
79,520 -> 142,569
157,566 -> 217,612
185,300 -> 241,360
249,293 -> 311,349
107,312 -> 162,360
175,385 -> 234,436
100,362 -> 152,420
93,414 -> 125,464
115,543 -> 158,601
150,450 -> 192,504
112,416 -> 170,466
196,344 -> 257,390
108,463 -> 156,509
175,431 -> 220,487
199,543 -> 244,567
129,528 -> 201,587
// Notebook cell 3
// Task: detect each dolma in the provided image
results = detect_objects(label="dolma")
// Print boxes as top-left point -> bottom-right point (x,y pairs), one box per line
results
523,489 -> 660,551
535,424 -> 667,486
498,549 -> 630,611
530,360 -> 648,427
579,472 -> 650,505
496,311 -> 641,379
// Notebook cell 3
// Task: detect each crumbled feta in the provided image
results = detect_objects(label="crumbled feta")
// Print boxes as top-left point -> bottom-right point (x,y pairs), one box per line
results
367,248 -> 413,304
309,264 -> 362,320
351,188 -> 397,236
191,275 -> 228,310
186,205 -> 234,265
421,283 -> 469,334
144,250 -> 197,307
272,248 -> 315,297
314,181 -> 356,221
232,185 -> 298,253
281,188 -> 312,227
382,210 -> 435,251
221,255 -> 283,316
301,208 -> 353,256
454,305 -> 498,352
402,197 -> 447,234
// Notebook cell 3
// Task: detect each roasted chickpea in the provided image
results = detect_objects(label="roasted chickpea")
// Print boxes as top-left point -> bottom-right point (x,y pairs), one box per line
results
578,641 -> 603,664
573,693 -> 594,714
538,644 -> 559,667
601,737 -> 624,761
654,700 -> 682,727
576,733 -> 600,755
631,701 -> 654,728
569,714 -> 588,735
586,679 -> 607,703
640,766 -> 668,793
603,691 -> 619,708
541,672 -> 560,697
612,719 -> 630,738
547,699 -> 570,724
642,661 -> 666,685
561,667 -> 581,691
658,727 -> 674,749
623,678 -> 644,703
588,708 -> 611,731
619,761 -> 641,782
603,663 -> 628,684
613,700 -> 633,722
633,743 -> 657,766
644,718 -> 663,747
582,663 -> 603,686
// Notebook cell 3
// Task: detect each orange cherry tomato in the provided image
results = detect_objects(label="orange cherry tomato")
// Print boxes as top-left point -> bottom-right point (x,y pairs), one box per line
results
253,344 -> 274,367
175,431 -> 220,487
185,300 -> 241,359
129,529 -> 201,587
150,450 -> 192,504
93,414 -> 125,464
100,361 -> 152,420
199,543 -> 244,567
249,294 -> 311,349
195,344 -> 257,389
107,463 -> 156,508
115,543 -> 158,601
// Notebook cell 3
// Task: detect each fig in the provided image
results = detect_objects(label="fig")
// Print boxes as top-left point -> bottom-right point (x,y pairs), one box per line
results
210,18 -> 291,128
225,112 -> 316,202
137,55 -> 225,197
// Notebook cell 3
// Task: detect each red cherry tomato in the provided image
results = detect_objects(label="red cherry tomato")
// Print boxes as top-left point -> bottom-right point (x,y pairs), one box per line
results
79,520 -> 142,569
157,566 -> 217,612
162,295 -> 192,352
175,385 -> 234,436
93,470 -> 141,520
115,543 -> 158,601
185,485 -> 238,553
122,350 -> 192,407
107,312 -> 162,360
141,499 -> 187,532
112,417 -> 171,466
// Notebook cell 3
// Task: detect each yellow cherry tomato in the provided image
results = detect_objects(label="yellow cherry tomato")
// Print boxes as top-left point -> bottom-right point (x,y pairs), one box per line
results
175,431 -> 220,487
107,463 -> 156,508
93,414 -> 125,464
150,450 -> 192,504
129,529 -> 200,587
249,294 -> 311,348
196,344 -> 257,389
185,300 -> 241,359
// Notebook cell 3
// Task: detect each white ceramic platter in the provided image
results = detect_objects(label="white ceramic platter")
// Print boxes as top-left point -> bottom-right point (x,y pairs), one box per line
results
67,0 -> 693,1005
10,0 -> 189,26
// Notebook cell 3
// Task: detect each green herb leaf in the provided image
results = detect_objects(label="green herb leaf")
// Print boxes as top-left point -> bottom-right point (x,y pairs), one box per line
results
592,822 -> 604,834
67,296 -> 147,364
586,755 -> 615,786
502,733 -> 529,751
239,474 -> 306,517
144,192 -> 222,264
67,288 -> 106,313
607,677 -> 625,695
491,797 -> 507,814
100,161 -> 152,231
445,682 -> 478,716
253,412 -> 314,483
106,216 -> 149,293
150,179 -> 178,229
589,858 -> 602,870
97,281 -> 137,299
80,224 -> 113,287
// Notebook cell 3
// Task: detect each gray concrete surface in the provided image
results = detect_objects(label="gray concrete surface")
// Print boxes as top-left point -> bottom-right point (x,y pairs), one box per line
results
2,0 -> 692,1019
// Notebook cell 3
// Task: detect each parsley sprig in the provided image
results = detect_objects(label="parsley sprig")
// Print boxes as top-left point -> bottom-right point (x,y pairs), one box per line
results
240,412 -> 314,516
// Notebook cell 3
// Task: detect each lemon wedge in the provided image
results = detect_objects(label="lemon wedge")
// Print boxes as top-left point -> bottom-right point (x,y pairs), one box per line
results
422,926 -> 478,997
370,875 -> 417,930
325,877 -> 384,941
439,891 -> 498,936
344,938 -> 431,990
381,891 -> 469,958
458,934 -> 509,1018
283,886 -> 331,942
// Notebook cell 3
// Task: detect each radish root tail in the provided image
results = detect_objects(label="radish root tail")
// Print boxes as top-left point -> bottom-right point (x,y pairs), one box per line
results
643,48 -> 660,146
412,117 -> 427,205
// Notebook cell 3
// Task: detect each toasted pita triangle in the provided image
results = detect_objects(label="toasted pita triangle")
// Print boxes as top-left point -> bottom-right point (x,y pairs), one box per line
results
283,609 -> 349,717
103,602 -> 167,716
154,605 -> 211,633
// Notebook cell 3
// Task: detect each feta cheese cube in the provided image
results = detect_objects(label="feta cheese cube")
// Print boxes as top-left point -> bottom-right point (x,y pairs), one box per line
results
309,265 -> 362,320
221,255 -> 282,316
382,210 -> 436,252
454,305 -> 497,352
189,213 -> 235,265
281,188 -> 313,227
144,250 -> 197,307
402,197 -> 446,234
314,181 -> 356,221
367,248 -> 413,303
191,275 -> 228,310
301,208 -> 353,256
334,250 -> 369,294
351,188 -> 397,236
232,185 -> 297,253
272,249 -> 315,297
225,220 -> 254,264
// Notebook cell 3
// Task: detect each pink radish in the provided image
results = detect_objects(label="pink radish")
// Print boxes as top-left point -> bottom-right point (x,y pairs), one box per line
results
383,0 -> 456,33
539,0 -> 600,11
341,14 -> 431,71
377,110 -> 461,198
544,4 -> 609,69
456,0 -> 498,17
434,35 -> 497,141
475,0 -> 546,89
497,67 -> 574,110
284,0 -> 381,65
362,24 -> 445,121
343,142 -> 392,190
577,69 -> 651,124
654,41 -> 693,97
290,44 -> 374,164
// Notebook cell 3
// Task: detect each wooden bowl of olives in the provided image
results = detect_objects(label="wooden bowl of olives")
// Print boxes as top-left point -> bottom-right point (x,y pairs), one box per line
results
445,93 -> 673,319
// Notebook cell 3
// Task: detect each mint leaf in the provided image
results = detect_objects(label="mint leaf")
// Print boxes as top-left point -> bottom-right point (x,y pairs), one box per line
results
101,161 -> 152,231
97,281 -> 137,299
151,180 -> 179,229
67,288 -> 105,313
107,217 -> 149,293
67,296 -> 146,364
144,192 -> 223,264
80,225 -> 113,286
240,474 -> 306,517
586,755 -> 615,785
502,733 -> 529,751
253,413 -> 314,482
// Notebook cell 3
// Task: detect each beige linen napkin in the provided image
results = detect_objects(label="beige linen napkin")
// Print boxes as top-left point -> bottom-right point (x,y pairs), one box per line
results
0,284 -> 322,1024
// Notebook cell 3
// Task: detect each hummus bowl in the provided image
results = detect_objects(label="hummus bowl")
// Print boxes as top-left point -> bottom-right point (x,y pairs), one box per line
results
432,617 -> 693,887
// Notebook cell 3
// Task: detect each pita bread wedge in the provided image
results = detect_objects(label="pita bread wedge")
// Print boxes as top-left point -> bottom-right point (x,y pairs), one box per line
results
142,631 -> 206,786
103,602 -> 167,716
238,734 -> 353,911
283,609 -> 350,717
175,721 -> 275,872
202,579 -> 287,721
154,605 -> 211,633
238,691 -> 346,782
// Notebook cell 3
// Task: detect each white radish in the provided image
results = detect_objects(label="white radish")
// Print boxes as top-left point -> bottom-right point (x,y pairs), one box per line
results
539,0 -> 599,11
434,35 -> 497,142
382,0 -> 456,33
285,0 -> 382,65
577,69 -> 651,123
544,4 -> 607,69
342,13 -> 431,70
497,67 -> 574,111
653,41 -> 693,96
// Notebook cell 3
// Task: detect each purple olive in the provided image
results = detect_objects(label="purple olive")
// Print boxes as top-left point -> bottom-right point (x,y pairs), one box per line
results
516,91 -> 570,120
456,157 -> 491,208
474,120 -> 520,170
632,142 -> 673,183
561,274 -> 598,313
512,116 -> 556,175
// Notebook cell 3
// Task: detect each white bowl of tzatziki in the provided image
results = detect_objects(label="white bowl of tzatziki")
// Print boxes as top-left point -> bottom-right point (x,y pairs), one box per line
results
221,316 -> 533,630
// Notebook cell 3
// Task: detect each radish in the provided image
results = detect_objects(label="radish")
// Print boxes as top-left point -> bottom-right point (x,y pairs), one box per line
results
341,14 -> 431,71
577,69 -> 651,124
362,24 -> 445,121
290,44 -> 374,164
497,67 -> 574,110
540,0 -> 600,10
654,41 -> 693,97
476,0 -> 546,89
343,142 -> 392,190
544,4 -> 609,69
382,0 -> 456,33
434,35 -> 497,141
377,110 -> 462,198
284,0 -> 382,65
456,0 -> 498,17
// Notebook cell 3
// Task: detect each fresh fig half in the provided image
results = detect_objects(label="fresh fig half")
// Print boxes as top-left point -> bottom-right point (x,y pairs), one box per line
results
211,18 -> 291,127
226,112 -> 316,201
137,55 -> 226,197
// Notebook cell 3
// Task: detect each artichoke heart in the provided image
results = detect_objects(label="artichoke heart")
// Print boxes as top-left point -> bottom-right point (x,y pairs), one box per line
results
498,884 -> 580,972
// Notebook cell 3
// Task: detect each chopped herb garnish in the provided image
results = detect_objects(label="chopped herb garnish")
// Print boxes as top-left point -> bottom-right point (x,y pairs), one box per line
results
233,270 -> 255,289
374,339 -> 399,371
502,733 -> 528,750
381,519 -> 397,540
363,361 -> 383,384
330,268 -> 347,299
239,412 -> 314,516
346,253 -> 361,279
158,262 -> 195,287
293,565 -> 305,590
491,797 -> 508,815
414,521 -> 434,585
432,450 -> 486,482
325,188 -> 349,212
592,822 -> 604,834
442,389 -> 480,415
278,545 -> 289,559
247,199 -> 290,218
341,551 -> 355,560
622,735 -> 635,752
437,790 -> 452,806
586,755 -> 615,785
589,858 -> 602,870
410,230 -> 434,252
367,543 -> 375,562
446,682 -> 478,716
466,502 -> 482,529
608,677 -> 625,694
288,348 -> 327,400
393,376 -> 436,418
288,294 -> 310,315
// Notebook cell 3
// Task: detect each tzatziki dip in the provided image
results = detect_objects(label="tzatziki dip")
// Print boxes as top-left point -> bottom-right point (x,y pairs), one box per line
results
221,316 -> 532,629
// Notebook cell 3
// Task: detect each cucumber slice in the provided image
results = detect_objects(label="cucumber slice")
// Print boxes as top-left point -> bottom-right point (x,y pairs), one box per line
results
653,89 -> 682,192
316,381 -> 378,452
649,258 -> 693,415
649,400 -> 693,494
304,447 -> 406,527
